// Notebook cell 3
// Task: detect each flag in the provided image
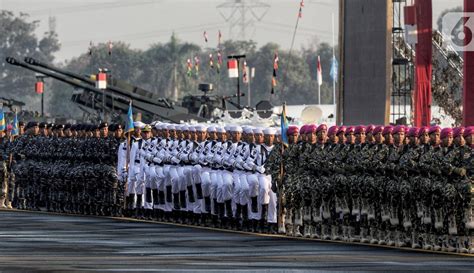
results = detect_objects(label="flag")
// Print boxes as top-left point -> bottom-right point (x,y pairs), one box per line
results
300,0 -> 304,7
227,59 -> 238,78
330,55 -> 338,83
242,61 -> 248,83
271,52 -> 279,94
0,109 -> 5,132
88,41 -> 93,56
11,112 -> 19,136
217,51 -> 223,73
108,40 -> 113,55
186,58 -> 193,77
280,103 -> 289,147
298,7 -> 303,18
194,56 -> 200,75
209,53 -> 214,69
203,31 -> 208,43
218,30 -> 222,46
317,55 -> 322,86
125,102 -> 134,133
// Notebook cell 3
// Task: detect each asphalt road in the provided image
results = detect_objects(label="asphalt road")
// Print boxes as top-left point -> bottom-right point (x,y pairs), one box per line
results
0,210 -> 473,272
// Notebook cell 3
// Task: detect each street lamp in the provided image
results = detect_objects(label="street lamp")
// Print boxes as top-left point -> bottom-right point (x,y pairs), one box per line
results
35,73 -> 46,117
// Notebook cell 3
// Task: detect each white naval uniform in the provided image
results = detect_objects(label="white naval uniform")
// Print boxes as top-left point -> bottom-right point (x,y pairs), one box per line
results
256,144 -> 277,223
209,141 -> 228,215
128,137 -> 143,208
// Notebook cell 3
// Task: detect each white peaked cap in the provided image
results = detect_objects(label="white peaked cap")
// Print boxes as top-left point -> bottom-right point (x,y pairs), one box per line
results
230,125 -> 243,132
216,127 -> 226,133
207,126 -> 217,133
263,127 -> 277,135
252,127 -> 264,134
244,126 -> 255,134
133,121 -> 145,129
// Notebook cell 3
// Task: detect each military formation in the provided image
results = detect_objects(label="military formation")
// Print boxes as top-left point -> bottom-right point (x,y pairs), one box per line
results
277,124 -> 474,253
0,119 -> 473,254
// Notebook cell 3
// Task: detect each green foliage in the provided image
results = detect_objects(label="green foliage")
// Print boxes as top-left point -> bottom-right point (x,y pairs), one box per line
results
46,34 -> 337,117
0,11 -> 60,110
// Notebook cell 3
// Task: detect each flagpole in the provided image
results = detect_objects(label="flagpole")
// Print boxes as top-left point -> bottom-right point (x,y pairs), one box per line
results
332,12 -> 336,105
277,102 -> 286,233
318,84 -> 321,105
124,100 -> 132,209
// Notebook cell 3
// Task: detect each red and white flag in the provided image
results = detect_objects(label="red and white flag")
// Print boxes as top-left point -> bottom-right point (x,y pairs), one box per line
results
203,31 -> 208,43
227,59 -> 238,78
317,55 -> 323,86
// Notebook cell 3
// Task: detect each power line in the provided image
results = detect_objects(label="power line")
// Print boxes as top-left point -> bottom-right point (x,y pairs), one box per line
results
216,0 -> 270,40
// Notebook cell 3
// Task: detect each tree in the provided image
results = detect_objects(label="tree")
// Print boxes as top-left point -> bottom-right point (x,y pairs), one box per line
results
0,11 -> 60,112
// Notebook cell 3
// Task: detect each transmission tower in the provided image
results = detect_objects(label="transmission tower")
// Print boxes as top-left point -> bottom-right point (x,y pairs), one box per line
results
217,0 -> 270,40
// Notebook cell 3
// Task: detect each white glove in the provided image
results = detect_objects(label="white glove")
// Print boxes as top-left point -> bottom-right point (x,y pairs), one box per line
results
256,166 -> 265,174
153,157 -> 162,164
171,157 -> 180,164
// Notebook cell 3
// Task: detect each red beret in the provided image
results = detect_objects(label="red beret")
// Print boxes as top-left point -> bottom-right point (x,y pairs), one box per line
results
300,125 -> 307,134
463,126 -> 474,137
453,127 -> 465,138
419,126 -> 429,135
440,127 -> 453,139
306,124 -> 317,134
393,125 -> 406,134
429,125 -> 441,134
337,126 -> 347,135
287,126 -> 299,135
366,124 -> 375,133
328,126 -> 339,136
407,127 -> 420,137
355,125 -> 366,134
345,126 -> 355,135
373,126 -> 384,135
6,124 -> 12,131
316,124 -> 327,133
382,125 -> 393,135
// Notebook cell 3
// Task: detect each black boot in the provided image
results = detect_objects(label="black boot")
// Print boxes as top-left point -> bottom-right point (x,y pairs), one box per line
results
152,189 -> 159,210
187,186 -> 195,203
225,200 -> 233,229
242,204 -> 249,232
213,199 -> 219,215
166,186 -> 173,203
145,188 -> 153,205
235,204 -> 242,230
135,194 -> 143,219
158,191 -> 166,205
204,197 -> 212,213
195,183 -> 203,200
218,203 -> 225,228
251,196 -> 259,213
259,204 -> 269,233
173,193 -> 180,211
179,191 -> 187,209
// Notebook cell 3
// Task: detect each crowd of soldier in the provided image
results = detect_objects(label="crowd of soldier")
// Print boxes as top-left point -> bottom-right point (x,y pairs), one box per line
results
1,118 -> 473,253
272,124 -> 474,253
0,122 -> 124,216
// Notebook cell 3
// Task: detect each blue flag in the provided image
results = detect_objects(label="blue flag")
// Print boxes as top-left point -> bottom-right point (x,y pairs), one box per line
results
0,110 -> 5,132
126,101 -> 134,133
11,112 -> 19,136
280,103 -> 289,147
330,55 -> 338,83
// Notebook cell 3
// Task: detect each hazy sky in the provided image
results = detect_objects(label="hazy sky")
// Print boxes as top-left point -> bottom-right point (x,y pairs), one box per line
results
0,0 -> 463,63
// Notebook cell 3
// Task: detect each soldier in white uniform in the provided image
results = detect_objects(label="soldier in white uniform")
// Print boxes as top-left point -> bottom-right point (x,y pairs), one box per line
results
189,125 -> 207,221
126,121 -> 145,215
256,128 -> 277,233
209,126 -> 228,227
245,127 -> 264,231
219,125 -> 243,228
135,124 -> 153,218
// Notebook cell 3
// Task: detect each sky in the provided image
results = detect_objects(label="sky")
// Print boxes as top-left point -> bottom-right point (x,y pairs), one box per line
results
0,0 -> 464,63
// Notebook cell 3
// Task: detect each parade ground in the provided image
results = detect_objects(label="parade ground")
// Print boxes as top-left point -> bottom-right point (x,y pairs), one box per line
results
0,210 -> 472,272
